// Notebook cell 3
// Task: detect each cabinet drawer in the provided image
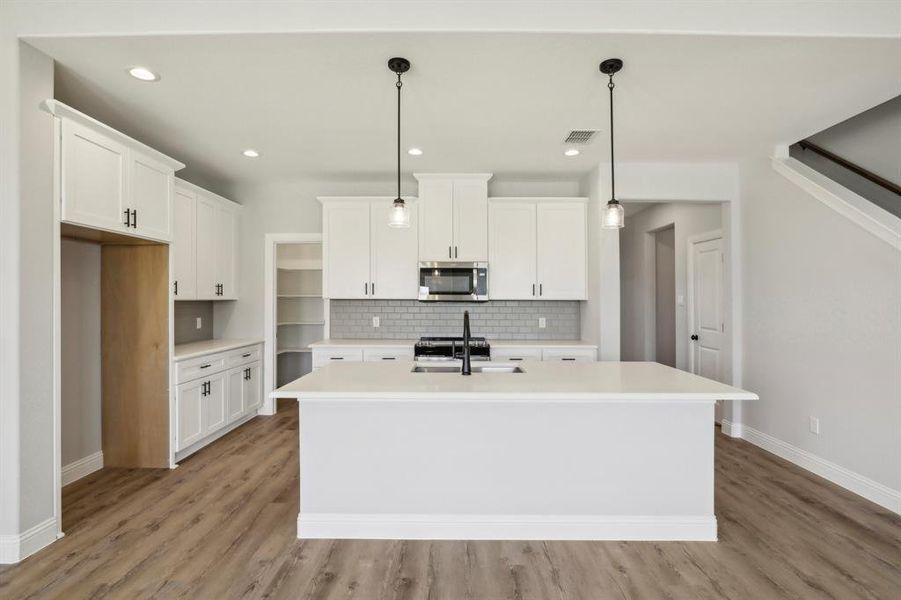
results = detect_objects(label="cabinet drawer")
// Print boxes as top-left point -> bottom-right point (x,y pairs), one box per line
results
176,352 -> 227,384
363,347 -> 414,362
541,348 -> 597,362
312,348 -> 364,368
491,347 -> 542,362
227,345 -> 262,368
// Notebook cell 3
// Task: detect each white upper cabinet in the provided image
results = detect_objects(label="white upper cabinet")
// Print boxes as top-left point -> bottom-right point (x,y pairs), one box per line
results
321,197 -> 419,300
488,202 -> 538,299
47,100 -> 184,243
175,179 -> 240,301
370,201 -> 419,299
488,198 -> 587,301
324,200 -> 372,299
536,201 -> 587,299
417,178 -> 455,261
172,186 -> 197,299
416,174 -> 491,261
60,118 -> 129,231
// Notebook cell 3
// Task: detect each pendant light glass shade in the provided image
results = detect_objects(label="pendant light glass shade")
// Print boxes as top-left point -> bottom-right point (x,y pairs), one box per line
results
602,199 -> 625,229
388,198 -> 410,228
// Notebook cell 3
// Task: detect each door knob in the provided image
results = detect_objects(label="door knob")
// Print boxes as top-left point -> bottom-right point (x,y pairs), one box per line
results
691,334 -> 699,341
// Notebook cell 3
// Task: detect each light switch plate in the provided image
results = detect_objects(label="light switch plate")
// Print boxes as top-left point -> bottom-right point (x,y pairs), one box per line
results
372,316 -> 380,328
677,295 -> 686,307
195,317 -> 202,329
809,416 -> 820,435
538,317 -> 546,329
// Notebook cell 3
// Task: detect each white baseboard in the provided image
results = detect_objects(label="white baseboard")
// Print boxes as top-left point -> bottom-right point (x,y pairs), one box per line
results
297,513 -> 717,542
61,451 -> 103,487
720,418 -> 743,438
739,424 -> 901,515
0,517 -> 59,564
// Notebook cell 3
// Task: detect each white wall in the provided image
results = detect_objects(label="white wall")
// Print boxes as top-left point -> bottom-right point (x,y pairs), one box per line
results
654,227 -> 676,368
60,240 -> 102,468
619,203 -> 723,371
0,36 -> 56,548
739,156 -> 901,495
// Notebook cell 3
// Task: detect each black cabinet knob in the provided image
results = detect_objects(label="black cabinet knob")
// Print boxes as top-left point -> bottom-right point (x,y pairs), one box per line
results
691,334 -> 699,341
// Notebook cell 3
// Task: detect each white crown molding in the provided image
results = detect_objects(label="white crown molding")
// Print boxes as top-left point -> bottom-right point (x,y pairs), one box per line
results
738,424 -> 901,515
61,451 -> 103,487
413,173 -> 493,181
0,518 -> 60,564
297,513 -> 717,541
771,155 -> 901,251
41,100 -> 185,171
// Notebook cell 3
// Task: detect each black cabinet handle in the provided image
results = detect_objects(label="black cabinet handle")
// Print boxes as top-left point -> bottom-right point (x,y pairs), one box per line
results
364,282 -> 368,295
448,246 -> 452,259
381,357 -> 396,360
539,283 -> 543,296
242,353 -> 251,358
132,209 -> 137,228
562,357 -> 576,361
532,283 -> 535,296
371,282 -> 375,296
455,246 -> 458,258
200,364 -> 211,369
174,281 -> 178,295
123,209 -> 131,227
509,357 -> 523,361
691,334 -> 699,341
330,357 -> 344,360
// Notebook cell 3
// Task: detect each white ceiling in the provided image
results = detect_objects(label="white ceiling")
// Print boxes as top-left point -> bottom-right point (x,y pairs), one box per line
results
28,31 -> 901,192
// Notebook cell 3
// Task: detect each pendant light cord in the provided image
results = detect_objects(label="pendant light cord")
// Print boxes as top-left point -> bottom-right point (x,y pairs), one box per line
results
396,73 -> 402,201
608,75 -> 615,201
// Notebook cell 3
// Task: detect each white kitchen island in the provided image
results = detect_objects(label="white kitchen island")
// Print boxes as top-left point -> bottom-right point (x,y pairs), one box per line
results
272,361 -> 757,541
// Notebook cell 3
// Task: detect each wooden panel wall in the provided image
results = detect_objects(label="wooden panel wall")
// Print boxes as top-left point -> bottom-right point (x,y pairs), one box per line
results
101,244 -> 169,468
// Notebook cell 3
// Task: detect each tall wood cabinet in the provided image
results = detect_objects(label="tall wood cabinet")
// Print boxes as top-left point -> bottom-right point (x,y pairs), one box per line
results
320,197 -> 419,299
46,100 -> 184,243
173,179 -> 240,300
488,198 -> 588,300
415,174 -> 491,261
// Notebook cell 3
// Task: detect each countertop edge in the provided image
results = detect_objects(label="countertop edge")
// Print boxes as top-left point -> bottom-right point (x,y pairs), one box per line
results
173,338 -> 264,361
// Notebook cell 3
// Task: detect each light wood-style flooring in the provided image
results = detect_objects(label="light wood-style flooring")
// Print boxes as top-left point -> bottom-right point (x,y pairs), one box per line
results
2,400 -> 899,599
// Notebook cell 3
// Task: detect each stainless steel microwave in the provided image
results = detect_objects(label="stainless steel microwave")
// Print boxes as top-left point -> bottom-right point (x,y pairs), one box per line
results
418,262 -> 488,302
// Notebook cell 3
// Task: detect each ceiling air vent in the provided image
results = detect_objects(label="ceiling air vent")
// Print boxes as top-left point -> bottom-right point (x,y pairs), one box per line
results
564,130 -> 598,144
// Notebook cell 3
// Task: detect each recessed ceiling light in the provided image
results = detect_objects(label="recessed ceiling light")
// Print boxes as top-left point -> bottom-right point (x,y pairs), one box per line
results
242,149 -> 260,158
564,148 -> 580,157
127,66 -> 160,82
407,148 -> 423,156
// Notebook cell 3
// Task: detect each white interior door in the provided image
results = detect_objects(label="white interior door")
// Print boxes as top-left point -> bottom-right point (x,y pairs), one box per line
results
536,202 -> 587,299
371,201 -> 418,299
325,201 -> 371,298
452,179 -> 489,261
488,202 -> 537,299
172,188 -> 196,299
689,234 -> 725,420
418,179 -> 455,261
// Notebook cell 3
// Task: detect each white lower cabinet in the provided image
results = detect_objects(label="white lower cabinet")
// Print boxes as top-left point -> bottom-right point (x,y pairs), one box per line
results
175,343 -> 263,458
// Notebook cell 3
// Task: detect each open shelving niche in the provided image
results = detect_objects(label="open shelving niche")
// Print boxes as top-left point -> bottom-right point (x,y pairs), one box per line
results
275,243 -> 323,387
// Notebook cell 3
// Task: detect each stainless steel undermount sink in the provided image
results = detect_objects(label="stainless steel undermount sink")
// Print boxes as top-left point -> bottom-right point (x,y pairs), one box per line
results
411,364 -> 524,374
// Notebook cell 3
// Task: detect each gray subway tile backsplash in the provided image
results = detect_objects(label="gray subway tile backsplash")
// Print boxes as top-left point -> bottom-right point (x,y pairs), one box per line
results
329,300 -> 580,340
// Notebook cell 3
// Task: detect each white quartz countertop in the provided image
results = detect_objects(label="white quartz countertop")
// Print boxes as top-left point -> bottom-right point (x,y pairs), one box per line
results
309,339 -> 597,348
174,338 -> 264,361
272,361 -> 758,402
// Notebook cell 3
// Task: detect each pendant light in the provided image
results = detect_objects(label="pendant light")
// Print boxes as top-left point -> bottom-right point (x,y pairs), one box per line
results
388,57 -> 411,228
600,58 -> 625,229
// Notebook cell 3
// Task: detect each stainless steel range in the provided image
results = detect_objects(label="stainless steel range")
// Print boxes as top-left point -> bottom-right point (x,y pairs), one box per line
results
414,336 -> 491,362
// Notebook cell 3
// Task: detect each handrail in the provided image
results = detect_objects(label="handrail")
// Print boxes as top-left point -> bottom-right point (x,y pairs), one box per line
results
798,139 -> 901,197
